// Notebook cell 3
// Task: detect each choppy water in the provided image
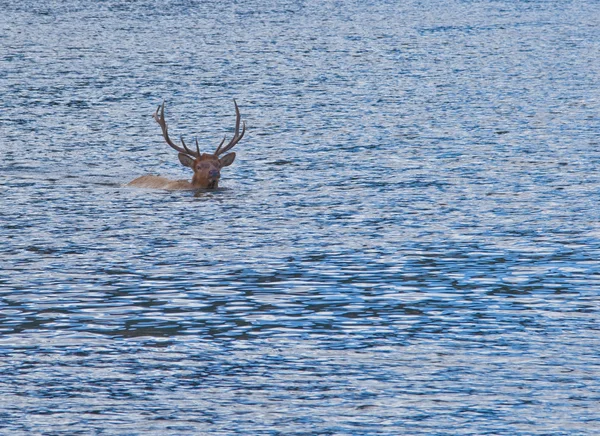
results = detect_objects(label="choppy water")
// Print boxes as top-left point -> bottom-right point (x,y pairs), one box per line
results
2,0 -> 600,434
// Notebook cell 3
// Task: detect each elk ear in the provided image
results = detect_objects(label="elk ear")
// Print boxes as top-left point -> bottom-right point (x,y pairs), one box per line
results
219,152 -> 236,167
178,153 -> 194,168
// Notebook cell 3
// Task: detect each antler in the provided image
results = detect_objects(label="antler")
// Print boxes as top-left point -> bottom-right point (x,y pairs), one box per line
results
154,100 -> 245,158
153,101 -> 199,158
214,99 -> 246,156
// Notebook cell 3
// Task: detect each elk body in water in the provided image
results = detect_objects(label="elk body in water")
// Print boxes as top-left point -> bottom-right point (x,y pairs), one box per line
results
127,100 -> 246,190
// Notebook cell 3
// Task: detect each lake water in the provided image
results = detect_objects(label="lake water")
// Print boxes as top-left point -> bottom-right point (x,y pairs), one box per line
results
2,0 -> 600,434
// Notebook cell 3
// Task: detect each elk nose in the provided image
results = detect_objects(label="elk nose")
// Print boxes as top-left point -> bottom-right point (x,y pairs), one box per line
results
209,169 -> 220,179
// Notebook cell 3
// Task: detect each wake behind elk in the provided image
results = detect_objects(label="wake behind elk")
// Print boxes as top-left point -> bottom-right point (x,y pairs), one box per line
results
128,100 -> 246,190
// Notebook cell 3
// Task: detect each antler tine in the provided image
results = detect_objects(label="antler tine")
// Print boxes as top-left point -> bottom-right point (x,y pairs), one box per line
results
180,136 -> 198,156
154,101 -> 199,158
214,135 -> 227,156
215,99 -> 246,156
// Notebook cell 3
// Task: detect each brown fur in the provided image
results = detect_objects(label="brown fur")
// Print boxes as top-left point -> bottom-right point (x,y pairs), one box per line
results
127,100 -> 243,190
126,152 -> 235,190
126,175 -> 195,190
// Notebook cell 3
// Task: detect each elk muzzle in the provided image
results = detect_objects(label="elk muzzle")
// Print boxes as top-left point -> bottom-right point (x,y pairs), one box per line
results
208,168 -> 220,180
206,168 -> 220,189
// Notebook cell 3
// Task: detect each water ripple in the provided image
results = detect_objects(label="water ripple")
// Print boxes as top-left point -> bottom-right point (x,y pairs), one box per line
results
2,0 -> 600,434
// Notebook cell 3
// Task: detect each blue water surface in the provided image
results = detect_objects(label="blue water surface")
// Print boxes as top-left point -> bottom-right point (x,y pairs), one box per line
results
1,0 -> 600,434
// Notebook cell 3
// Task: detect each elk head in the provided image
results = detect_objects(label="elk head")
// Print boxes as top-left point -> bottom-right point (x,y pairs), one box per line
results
153,100 -> 246,189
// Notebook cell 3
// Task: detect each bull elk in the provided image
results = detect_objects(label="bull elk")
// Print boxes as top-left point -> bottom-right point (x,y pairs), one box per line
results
127,100 -> 246,190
